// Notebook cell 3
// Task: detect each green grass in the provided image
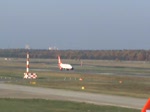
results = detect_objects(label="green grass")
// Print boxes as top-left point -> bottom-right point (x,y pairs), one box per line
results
1,58 -> 150,98
0,98 -> 139,112
0,58 -> 148,111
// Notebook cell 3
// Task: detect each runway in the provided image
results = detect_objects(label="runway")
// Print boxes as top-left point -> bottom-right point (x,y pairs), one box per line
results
0,83 -> 146,110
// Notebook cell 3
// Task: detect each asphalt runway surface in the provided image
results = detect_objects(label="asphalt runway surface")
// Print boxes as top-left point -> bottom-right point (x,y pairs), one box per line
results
0,83 -> 146,110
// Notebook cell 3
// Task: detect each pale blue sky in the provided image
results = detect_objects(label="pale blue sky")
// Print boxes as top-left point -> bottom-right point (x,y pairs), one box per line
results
0,0 -> 150,50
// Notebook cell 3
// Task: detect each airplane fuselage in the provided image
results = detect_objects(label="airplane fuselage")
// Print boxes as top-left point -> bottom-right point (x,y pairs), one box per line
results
59,63 -> 74,70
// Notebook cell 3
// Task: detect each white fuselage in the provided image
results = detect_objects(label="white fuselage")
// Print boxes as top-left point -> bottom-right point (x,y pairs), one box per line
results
59,63 -> 73,70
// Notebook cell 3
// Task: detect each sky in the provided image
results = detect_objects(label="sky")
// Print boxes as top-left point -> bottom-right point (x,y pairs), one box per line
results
0,0 -> 150,50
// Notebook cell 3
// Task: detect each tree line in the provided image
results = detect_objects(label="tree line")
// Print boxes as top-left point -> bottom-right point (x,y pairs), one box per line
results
0,49 -> 150,61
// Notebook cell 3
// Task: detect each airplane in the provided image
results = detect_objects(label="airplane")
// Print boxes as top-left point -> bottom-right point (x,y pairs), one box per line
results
141,98 -> 150,112
58,55 -> 74,70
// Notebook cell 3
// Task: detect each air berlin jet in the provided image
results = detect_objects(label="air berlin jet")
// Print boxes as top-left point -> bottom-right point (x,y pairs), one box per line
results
58,55 -> 74,70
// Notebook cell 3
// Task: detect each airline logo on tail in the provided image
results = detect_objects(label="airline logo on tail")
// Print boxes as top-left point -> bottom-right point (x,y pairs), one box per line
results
141,98 -> 150,112
58,55 -> 74,70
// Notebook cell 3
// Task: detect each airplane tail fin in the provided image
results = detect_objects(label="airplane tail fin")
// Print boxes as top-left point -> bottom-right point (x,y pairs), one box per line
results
141,98 -> 150,112
58,55 -> 62,64
58,55 -> 62,70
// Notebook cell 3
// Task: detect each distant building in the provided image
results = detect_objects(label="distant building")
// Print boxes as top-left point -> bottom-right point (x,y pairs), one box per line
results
25,44 -> 30,50
49,46 -> 58,50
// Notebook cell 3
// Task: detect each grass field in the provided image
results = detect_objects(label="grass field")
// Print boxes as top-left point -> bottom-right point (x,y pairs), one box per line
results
0,58 -> 150,98
0,58 -> 149,111
0,98 -> 139,112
